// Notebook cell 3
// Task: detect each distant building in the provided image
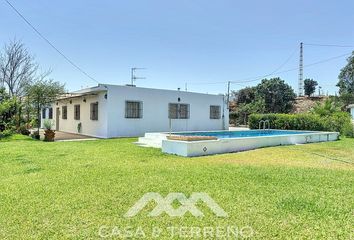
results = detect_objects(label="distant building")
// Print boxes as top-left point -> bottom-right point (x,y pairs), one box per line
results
41,84 -> 229,138
348,104 -> 354,120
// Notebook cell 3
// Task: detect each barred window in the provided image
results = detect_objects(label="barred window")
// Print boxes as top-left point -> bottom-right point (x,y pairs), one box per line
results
210,105 -> 221,119
125,101 -> 143,118
179,104 -> 189,119
48,108 -> 53,119
74,105 -> 80,120
90,102 -> 98,120
42,108 -> 46,119
62,106 -> 67,119
168,103 -> 178,119
169,103 -> 190,119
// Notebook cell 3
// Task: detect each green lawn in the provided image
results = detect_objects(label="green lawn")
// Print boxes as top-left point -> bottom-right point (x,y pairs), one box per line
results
0,135 -> 353,239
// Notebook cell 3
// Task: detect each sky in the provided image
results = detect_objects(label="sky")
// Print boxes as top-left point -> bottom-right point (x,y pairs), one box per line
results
1,0 -> 354,95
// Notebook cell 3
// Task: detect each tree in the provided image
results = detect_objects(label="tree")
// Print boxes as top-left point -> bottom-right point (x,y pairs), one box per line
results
256,78 -> 296,113
26,74 -> 65,133
233,86 -> 257,104
0,40 -> 38,97
231,99 -> 265,125
229,78 -> 295,125
304,78 -> 318,97
0,87 -> 17,131
337,52 -> 354,105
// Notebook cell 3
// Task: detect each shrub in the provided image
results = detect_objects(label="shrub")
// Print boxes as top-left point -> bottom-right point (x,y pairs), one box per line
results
229,112 -> 238,125
0,129 -> 14,139
310,98 -> 342,116
342,123 -> 354,138
43,119 -> 54,130
322,112 -> 351,133
31,131 -> 40,140
249,113 -> 354,137
17,125 -> 30,136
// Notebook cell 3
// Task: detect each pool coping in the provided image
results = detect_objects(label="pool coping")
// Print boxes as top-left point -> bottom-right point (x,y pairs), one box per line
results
161,130 -> 340,157
165,129 -> 339,142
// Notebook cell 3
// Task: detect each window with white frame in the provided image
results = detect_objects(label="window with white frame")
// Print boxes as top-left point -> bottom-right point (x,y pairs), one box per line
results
125,101 -> 143,118
210,105 -> 221,119
168,103 -> 190,119
90,102 -> 98,120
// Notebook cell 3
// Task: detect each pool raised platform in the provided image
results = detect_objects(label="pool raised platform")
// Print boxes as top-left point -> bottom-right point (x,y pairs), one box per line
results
138,130 -> 339,157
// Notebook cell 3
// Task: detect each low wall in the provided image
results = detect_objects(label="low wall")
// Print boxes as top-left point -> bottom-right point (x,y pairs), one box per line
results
162,132 -> 339,157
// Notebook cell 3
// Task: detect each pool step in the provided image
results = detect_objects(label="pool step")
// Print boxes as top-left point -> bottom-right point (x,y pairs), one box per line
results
136,133 -> 168,148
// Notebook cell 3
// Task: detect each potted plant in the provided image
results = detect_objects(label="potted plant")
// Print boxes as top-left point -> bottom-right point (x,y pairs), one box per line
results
43,119 -> 55,142
77,122 -> 82,133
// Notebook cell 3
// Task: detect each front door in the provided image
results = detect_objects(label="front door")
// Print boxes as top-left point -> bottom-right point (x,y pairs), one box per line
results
56,107 -> 60,131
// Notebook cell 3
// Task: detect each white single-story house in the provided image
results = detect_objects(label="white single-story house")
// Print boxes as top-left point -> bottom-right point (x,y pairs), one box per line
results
41,84 -> 229,138
348,104 -> 354,120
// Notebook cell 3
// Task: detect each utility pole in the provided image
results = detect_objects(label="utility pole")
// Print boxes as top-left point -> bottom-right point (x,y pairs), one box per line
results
298,42 -> 304,97
130,67 -> 146,86
318,86 -> 322,96
227,81 -> 231,110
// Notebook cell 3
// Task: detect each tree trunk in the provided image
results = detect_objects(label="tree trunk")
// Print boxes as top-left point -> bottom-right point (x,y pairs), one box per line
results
18,101 -> 22,128
37,95 -> 40,134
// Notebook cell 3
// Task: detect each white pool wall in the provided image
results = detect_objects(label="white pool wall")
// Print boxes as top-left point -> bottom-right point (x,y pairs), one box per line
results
162,131 -> 339,157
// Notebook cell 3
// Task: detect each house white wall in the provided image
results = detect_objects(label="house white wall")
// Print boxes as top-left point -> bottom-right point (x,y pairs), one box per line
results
41,84 -> 229,138
42,91 -> 108,138
350,107 -> 354,120
105,85 -> 228,137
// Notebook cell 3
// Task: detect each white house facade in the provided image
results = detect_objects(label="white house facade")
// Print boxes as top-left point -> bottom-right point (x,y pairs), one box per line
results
348,104 -> 354,120
41,84 -> 229,138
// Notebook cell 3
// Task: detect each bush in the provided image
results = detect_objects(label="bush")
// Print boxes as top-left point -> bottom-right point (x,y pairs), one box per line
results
229,111 -> 236,125
17,125 -> 30,136
342,123 -> 354,138
249,113 -> 354,137
0,129 -> 14,139
322,112 -> 352,133
43,119 -> 54,130
31,131 -> 40,140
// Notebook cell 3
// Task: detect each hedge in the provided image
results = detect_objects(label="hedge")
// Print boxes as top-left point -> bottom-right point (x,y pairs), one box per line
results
249,112 -> 354,137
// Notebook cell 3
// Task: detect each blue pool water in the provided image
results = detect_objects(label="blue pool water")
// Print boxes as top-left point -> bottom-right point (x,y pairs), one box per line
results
175,130 -> 312,139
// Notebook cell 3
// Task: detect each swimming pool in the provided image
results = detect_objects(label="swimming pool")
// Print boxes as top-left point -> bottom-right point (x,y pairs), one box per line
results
176,130 -> 312,138
160,130 -> 340,157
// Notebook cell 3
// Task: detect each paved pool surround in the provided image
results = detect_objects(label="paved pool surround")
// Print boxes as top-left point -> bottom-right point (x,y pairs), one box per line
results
138,130 -> 340,157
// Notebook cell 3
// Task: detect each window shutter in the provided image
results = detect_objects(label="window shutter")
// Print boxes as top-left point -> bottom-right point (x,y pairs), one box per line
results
139,102 -> 143,118
168,103 -> 178,119
48,108 -> 53,119
42,108 -> 46,119
179,104 -> 190,119
125,101 -> 143,118
90,102 -> 98,120
210,105 -> 221,119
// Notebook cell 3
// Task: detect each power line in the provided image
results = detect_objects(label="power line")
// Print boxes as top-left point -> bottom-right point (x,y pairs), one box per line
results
186,51 -> 351,88
230,51 -> 352,84
223,48 -> 297,84
4,0 -> 99,84
187,48 -> 297,86
303,43 -> 354,48
301,52 -> 351,68
269,48 -> 298,75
